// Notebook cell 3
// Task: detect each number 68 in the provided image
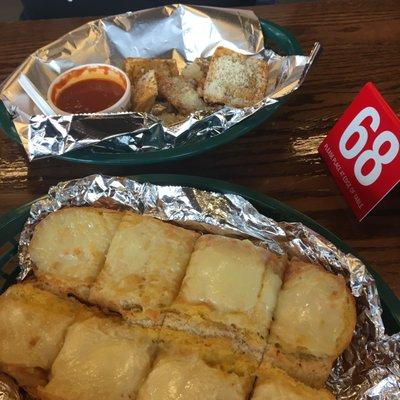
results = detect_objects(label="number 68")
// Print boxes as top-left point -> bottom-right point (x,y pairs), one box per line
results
339,107 -> 399,186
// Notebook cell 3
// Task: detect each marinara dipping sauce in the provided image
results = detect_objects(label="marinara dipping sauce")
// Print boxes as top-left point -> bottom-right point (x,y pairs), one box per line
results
48,64 -> 130,115
55,79 -> 125,114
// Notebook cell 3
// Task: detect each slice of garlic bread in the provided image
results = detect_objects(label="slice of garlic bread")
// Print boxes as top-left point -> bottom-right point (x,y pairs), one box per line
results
89,212 -> 199,326
265,259 -> 356,388
137,346 -> 253,400
0,283 -> 85,395
166,235 -> 287,362
29,207 -> 122,300
38,316 -> 157,400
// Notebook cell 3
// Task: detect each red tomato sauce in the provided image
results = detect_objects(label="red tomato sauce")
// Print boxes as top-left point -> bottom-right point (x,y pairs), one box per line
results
55,78 -> 125,113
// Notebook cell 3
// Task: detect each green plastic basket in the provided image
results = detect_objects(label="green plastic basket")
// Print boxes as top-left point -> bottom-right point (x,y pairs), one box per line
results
0,175 -> 399,335
0,20 -> 303,165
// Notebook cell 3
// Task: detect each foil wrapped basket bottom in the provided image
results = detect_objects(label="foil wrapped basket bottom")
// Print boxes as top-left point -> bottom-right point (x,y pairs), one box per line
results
0,174 -> 392,400
0,4 -> 320,161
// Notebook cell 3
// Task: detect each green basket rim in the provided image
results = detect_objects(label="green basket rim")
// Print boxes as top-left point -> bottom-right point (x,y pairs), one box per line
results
0,18 -> 303,165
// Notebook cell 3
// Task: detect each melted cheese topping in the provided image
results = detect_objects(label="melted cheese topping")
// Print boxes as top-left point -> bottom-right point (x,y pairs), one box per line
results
180,236 -> 268,314
252,380 -> 332,400
29,208 -> 121,285
90,213 -> 198,310
252,366 -> 334,400
41,317 -> 154,400
270,265 -> 350,357
0,284 -> 78,369
137,354 -> 246,400
252,269 -> 282,335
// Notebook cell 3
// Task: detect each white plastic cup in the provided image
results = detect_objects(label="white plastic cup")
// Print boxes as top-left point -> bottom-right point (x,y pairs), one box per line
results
47,63 -> 131,115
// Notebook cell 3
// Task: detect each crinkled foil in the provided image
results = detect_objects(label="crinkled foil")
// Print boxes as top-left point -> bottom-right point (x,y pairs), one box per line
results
0,373 -> 23,400
5,174 -> 398,399
0,4 -> 320,161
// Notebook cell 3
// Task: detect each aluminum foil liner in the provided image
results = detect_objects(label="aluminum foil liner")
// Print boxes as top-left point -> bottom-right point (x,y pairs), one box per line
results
0,4 -> 320,161
0,373 -> 23,400
3,174 -> 395,399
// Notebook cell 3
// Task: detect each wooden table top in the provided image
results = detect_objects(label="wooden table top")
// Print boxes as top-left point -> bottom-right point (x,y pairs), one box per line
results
0,0 -> 399,298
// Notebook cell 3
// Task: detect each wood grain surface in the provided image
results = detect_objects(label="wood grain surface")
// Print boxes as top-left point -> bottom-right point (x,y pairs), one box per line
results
0,0 -> 399,297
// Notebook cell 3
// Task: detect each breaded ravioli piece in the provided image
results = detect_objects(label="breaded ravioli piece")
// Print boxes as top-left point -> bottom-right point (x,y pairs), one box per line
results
124,58 -> 178,83
252,367 -> 335,400
137,349 -> 251,400
38,316 -> 156,400
29,207 -> 122,300
265,259 -> 356,388
0,283 -> 83,393
165,235 -> 286,361
182,58 -> 210,84
203,47 -> 268,108
89,212 -> 199,325
158,111 -> 186,126
131,69 -> 158,112
158,75 -> 207,114
182,58 -> 210,96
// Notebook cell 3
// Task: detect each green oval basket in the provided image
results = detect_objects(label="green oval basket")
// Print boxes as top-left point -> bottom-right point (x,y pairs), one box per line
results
0,175 -> 399,334
0,20 -> 303,165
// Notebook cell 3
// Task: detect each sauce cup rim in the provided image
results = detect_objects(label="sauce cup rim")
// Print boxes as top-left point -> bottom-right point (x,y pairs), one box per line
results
47,63 -> 131,115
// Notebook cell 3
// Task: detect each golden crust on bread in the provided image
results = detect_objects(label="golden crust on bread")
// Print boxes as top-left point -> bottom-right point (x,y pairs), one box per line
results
262,344 -> 333,389
131,69 -> 158,112
0,283 -> 84,392
38,316 -> 157,400
29,207 -> 122,300
159,320 -> 260,376
167,235 -> 286,360
137,345 -> 253,400
252,366 -> 335,400
89,212 -> 199,326
203,47 -> 268,108
124,58 -> 179,83
266,259 -> 356,387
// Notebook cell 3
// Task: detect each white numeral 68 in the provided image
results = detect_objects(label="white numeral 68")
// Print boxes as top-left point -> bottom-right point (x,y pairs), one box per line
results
339,106 -> 399,186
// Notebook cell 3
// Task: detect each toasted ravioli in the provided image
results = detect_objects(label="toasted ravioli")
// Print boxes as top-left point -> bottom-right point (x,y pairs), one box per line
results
266,259 -> 356,387
0,283 -> 82,391
131,69 -> 158,112
158,111 -> 186,126
158,75 -> 206,114
203,47 -> 268,108
168,235 -> 286,358
124,58 -> 178,83
29,207 -> 122,300
89,213 -> 199,325
39,316 -> 156,400
252,367 -> 335,400
182,58 -> 210,96
137,350 -> 250,400
182,58 -> 209,84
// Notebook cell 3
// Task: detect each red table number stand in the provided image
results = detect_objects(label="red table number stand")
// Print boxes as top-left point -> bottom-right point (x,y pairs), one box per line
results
319,82 -> 400,221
